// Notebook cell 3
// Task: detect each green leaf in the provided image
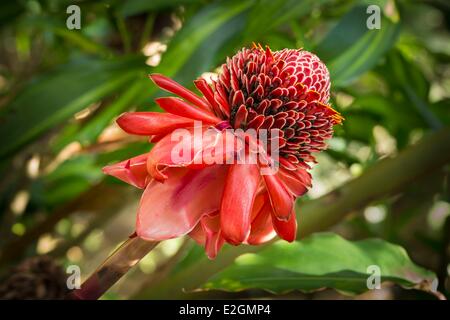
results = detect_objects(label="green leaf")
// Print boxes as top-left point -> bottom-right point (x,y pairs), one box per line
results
430,98 -> 450,126
45,0 -> 252,152
0,56 -> 144,159
202,233 -> 437,296
53,28 -> 113,58
341,111 -> 377,143
155,0 -> 254,78
40,155 -> 103,207
117,0 -> 200,17
173,12 -> 247,85
76,78 -> 149,145
382,49 -> 429,99
349,94 -> 423,131
378,49 -> 442,129
132,0 -> 254,106
324,149 -> 360,166
344,93 -> 424,148
316,6 -> 371,62
317,6 -> 400,87
96,141 -> 150,167
0,2 -> 24,26
244,0 -> 330,41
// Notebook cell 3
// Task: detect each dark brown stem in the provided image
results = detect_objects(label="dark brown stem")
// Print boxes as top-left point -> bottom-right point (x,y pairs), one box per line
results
69,236 -> 158,300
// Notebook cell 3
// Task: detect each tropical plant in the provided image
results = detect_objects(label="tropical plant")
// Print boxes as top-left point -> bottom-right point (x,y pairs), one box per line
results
0,0 -> 449,300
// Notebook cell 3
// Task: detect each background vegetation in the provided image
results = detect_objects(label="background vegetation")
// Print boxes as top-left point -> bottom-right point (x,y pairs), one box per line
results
0,0 -> 449,299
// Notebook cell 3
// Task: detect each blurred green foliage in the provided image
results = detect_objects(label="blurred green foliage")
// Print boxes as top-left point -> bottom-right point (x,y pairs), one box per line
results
203,233 -> 437,296
0,0 -> 449,300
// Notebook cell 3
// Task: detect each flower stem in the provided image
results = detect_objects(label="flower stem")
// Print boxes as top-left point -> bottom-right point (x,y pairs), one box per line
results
68,235 -> 158,300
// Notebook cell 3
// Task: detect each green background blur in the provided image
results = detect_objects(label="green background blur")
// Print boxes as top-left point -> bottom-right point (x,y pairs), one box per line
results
0,0 -> 449,300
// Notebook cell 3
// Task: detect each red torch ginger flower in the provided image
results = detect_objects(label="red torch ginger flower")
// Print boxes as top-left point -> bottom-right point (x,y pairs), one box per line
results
103,45 -> 342,259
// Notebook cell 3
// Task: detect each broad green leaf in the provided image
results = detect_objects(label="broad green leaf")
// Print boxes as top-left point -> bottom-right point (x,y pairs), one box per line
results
316,6 -> 371,62
0,56 -> 144,159
317,6 -> 400,87
202,233 -> 437,296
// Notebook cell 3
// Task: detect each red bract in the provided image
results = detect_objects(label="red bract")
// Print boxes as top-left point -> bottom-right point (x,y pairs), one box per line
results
103,45 -> 343,259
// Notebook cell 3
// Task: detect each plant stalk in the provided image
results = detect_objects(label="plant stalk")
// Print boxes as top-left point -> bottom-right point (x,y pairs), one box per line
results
68,236 -> 158,300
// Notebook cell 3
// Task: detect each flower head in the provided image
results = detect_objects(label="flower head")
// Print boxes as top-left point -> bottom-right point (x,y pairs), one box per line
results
103,45 -> 342,259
